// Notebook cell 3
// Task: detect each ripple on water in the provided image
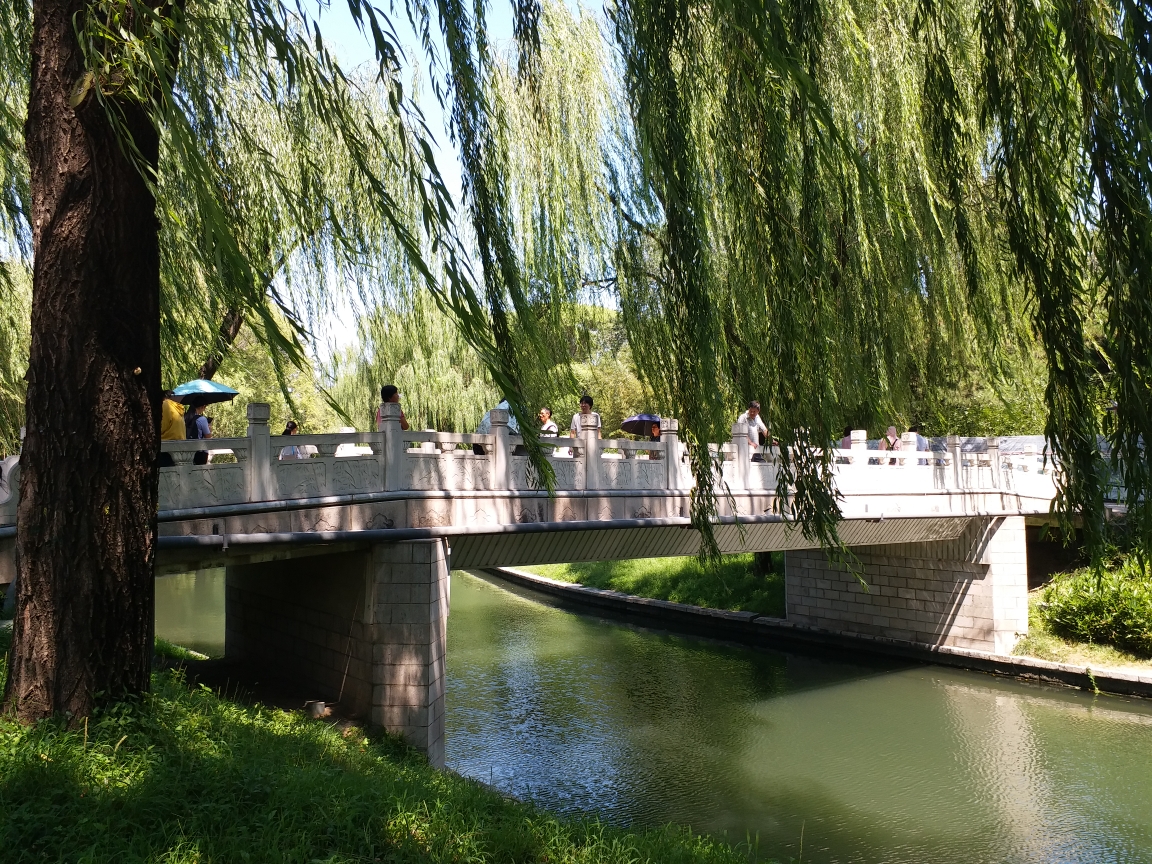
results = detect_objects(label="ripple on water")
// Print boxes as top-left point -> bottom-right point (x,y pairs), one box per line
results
446,570 -> 1152,864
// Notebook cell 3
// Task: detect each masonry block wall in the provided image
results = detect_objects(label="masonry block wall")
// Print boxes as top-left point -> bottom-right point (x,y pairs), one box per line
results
368,539 -> 450,769
224,539 -> 450,768
784,516 -> 1028,654
226,552 -> 375,717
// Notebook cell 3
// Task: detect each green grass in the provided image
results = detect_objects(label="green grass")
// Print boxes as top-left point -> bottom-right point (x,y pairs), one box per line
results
154,637 -> 209,662
1013,555 -> 1152,667
0,627 -> 764,864
523,554 -> 786,618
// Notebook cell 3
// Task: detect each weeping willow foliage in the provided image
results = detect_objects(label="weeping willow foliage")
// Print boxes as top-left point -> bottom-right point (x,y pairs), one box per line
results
1,0 -> 1148,559
154,55 -> 427,389
328,290 -> 500,432
0,0 -> 477,438
480,0 -> 1149,558
0,263 -> 29,456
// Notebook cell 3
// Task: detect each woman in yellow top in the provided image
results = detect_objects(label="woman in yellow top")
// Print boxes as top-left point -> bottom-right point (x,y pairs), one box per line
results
159,391 -> 185,467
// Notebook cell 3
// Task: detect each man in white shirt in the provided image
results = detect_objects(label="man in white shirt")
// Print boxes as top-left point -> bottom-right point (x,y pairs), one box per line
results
737,400 -> 769,461
539,407 -> 559,435
570,394 -> 602,438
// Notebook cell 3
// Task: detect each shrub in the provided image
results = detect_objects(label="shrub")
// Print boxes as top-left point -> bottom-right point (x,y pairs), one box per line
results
1039,557 -> 1152,657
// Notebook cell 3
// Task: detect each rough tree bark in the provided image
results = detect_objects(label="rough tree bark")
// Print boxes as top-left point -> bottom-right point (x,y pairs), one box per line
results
2,0 -> 161,720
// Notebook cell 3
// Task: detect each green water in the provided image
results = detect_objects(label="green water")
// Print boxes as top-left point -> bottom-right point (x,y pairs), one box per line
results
155,570 -> 225,656
156,568 -> 1152,863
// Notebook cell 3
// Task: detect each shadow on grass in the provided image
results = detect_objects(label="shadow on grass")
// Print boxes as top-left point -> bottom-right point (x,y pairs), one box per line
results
0,657 -> 764,864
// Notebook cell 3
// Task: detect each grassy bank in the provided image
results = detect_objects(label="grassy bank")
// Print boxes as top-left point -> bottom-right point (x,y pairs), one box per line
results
522,554 -> 786,618
0,629 -> 762,864
1014,556 -> 1152,674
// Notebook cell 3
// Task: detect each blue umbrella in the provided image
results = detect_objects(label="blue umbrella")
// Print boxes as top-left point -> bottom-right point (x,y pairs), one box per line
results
621,413 -> 662,437
171,379 -> 239,407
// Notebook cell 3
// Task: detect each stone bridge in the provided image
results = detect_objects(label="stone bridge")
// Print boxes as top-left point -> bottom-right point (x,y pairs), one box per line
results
0,403 -> 1059,765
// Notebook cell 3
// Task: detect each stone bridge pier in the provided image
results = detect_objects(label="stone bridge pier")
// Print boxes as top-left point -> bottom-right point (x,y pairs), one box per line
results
785,516 -> 1028,655
225,539 -> 450,767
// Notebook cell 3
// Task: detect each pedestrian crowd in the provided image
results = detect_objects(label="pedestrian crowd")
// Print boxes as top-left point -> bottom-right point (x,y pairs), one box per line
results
159,381 -> 927,467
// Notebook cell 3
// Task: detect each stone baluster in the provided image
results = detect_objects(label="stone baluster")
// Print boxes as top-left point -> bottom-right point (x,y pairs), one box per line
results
731,421 -> 750,489
661,418 -> 686,490
987,436 -> 1000,488
489,408 -> 510,491
583,427 -> 600,490
246,402 -> 273,502
850,429 -> 868,465
1022,443 -> 1035,472
379,402 -> 407,491
310,439 -> 336,459
947,434 -> 962,489
0,457 -> 19,523
900,431 -> 917,467
170,446 -> 195,467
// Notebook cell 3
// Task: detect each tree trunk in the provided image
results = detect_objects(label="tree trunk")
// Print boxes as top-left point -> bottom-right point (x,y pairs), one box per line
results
3,0 -> 161,720
197,306 -> 243,380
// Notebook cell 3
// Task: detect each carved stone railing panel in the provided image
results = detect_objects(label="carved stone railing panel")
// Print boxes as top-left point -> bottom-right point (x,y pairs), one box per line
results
2,413 -> 1067,526
160,464 -> 247,509
276,460 -> 327,499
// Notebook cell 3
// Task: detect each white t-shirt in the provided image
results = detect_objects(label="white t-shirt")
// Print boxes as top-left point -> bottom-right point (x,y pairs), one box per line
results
570,411 -> 601,436
541,419 -> 559,435
737,411 -> 768,448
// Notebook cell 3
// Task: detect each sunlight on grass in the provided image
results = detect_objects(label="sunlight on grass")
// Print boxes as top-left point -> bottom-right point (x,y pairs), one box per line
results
524,555 -> 786,618
1014,589 -> 1152,674
0,626 -> 766,863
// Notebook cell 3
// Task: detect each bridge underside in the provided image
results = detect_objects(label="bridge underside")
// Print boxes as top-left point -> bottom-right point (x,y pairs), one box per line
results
185,513 -> 1029,767
151,513 -> 980,576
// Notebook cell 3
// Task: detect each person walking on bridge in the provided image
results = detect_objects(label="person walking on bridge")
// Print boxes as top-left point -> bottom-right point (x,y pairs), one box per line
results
375,384 -> 410,431
539,407 -> 558,435
570,395 -> 601,439
879,425 -> 901,465
159,390 -> 185,467
737,400 -> 769,462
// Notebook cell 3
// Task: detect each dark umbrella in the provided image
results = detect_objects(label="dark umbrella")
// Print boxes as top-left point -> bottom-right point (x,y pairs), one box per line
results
620,413 -> 662,437
172,379 -> 239,408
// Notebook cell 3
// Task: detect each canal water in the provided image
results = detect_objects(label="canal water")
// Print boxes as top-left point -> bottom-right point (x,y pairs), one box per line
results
156,569 -> 1152,863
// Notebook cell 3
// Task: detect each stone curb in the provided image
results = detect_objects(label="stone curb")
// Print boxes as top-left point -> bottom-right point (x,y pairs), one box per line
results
485,566 -> 1152,700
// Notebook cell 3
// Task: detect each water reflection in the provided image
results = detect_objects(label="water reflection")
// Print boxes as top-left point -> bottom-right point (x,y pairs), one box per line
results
447,570 -> 1152,864
151,566 -> 1152,862
154,569 -> 225,656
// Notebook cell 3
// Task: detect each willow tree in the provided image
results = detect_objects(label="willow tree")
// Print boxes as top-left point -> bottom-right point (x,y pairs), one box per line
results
481,0 -> 1148,557
0,0 -> 475,721
2,0 -> 1150,723
328,289 -> 501,432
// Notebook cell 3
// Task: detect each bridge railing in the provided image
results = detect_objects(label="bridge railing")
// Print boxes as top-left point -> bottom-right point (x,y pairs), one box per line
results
0,404 -> 1060,522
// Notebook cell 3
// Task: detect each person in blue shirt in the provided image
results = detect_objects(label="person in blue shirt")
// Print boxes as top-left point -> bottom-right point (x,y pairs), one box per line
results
185,402 -> 212,465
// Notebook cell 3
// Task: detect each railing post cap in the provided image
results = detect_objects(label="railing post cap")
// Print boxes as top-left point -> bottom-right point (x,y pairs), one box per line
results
659,418 -> 678,433
946,434 -> 961,445
850,429 -> 868,442
489,408 -> 509,427
986,436 -> 999,448
380,402 -> 403,419
246,402 -> 270,422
